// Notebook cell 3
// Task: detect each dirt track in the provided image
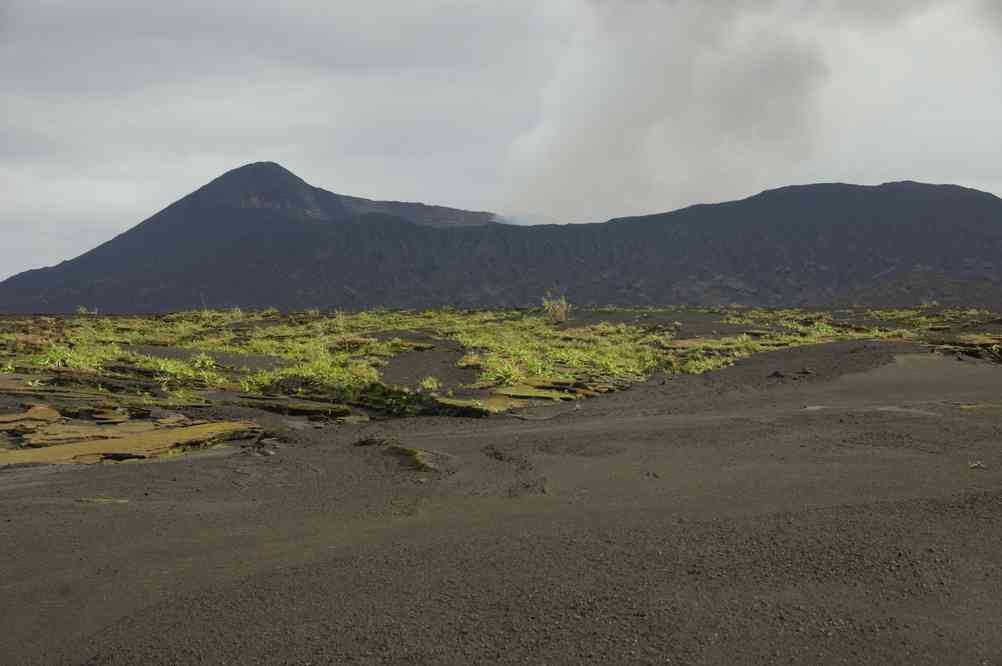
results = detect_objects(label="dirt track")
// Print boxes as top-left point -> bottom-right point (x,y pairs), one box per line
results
3,341 -> 1002,664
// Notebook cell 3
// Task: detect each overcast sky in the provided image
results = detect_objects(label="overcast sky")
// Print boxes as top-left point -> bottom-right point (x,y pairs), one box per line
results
2,0 -> 1001,279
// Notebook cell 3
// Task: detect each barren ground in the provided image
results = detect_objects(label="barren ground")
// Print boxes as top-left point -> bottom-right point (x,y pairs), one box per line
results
2,310 -> 1002,664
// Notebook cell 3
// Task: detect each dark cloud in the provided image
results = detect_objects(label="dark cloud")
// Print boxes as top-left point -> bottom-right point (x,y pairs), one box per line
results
1,1 -> 999,279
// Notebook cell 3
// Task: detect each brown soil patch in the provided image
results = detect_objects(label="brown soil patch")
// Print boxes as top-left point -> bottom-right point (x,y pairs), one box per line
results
0,403 -> 260,466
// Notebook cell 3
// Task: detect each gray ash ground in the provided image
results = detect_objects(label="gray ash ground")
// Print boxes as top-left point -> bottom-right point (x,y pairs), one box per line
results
3,337 -> 1002,664
377,336 -> 478,395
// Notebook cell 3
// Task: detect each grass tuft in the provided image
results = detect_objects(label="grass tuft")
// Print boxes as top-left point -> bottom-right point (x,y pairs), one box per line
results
542,293 -> 572,324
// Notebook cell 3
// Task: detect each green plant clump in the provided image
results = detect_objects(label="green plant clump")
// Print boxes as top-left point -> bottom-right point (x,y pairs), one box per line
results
542,293 -> 572,324
419,376 -> 441,392
31,342 -> 119,372
240,352 -> 380,400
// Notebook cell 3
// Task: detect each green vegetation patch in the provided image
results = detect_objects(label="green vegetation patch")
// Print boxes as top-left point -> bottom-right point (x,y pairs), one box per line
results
3,303 -> 996,421
452,319 -> 666,387
239,353 -> 380,401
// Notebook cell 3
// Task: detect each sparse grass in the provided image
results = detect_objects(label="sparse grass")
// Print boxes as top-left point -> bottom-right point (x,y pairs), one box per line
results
542,293 -> 571,324
31,341 -> 120,372
12,305 -> 914,394
239,352 -> 380,400
126,353 -> 225,391
863,307 -> 992,329
721,308 -> 834,333
419,376 -> 441,392
190,352 -> 217,370
4,304 -> 993,416
658,334 -> 767,375
720,306 -> 915,343
332,309 -> 349,333
450,317 -> 666,386
475,355 -> 528,385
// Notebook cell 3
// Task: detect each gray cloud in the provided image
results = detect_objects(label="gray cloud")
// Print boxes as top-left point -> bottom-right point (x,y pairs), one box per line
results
2,0 -> 1000,279
3,1 -> 539,92
502,0 -> 999,220
981,0 -> 1002,26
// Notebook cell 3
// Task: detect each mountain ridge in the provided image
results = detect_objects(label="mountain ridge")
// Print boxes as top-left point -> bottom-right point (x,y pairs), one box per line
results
2,163 -> 1001,313
180,161 -> 498,227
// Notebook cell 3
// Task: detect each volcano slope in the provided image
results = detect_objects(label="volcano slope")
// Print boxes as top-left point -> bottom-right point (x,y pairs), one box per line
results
3,306 -> 1002,664
3,161 -> 1002,313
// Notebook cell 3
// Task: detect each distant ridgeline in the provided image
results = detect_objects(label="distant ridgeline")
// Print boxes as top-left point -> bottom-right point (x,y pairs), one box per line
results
2,162 -> 1002,313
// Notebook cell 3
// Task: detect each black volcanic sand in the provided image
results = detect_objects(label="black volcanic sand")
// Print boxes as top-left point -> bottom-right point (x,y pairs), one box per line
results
378,336 -> 479,395
4,341 -> 1002,664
